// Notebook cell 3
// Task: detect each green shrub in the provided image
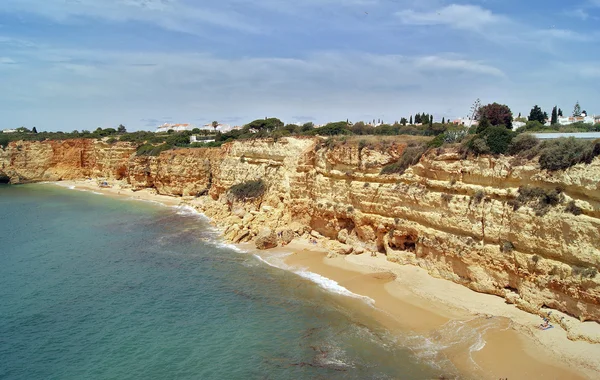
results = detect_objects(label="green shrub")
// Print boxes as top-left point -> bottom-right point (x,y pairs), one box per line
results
466,137 -> 490,155
508,134 -> 540,156
500,241 -> 514,253
539,138 -> 600,171
565,201 -> 583,216
472,190 -> 485,204
0,135 -> 8,149
380,144 -> 427,175
229,179 -> 267,201
428,134 -> 445,148
571,266 -> 598,279
441,193 -> 453,203
107,137 -> 118,144
136,143 -> 172,156
480,126 -> 515,154
512,186 -> 563,215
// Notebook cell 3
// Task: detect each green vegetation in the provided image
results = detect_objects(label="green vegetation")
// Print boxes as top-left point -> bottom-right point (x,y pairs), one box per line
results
380,143 -> 427,175
500,241 -> 514,254
509,186 -> 563,216
229,179 -> 267,201
136,143 -> 172,156
571,265 -> 597,279
0,135 -> 8,149
538,138 -> 600,171
565,201 -> 583,216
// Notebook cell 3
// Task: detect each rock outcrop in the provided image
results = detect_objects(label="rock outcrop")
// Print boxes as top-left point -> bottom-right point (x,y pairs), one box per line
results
1,137 -> 599,333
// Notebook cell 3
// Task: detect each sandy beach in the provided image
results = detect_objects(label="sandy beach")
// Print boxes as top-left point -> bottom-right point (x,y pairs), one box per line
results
277,241 -> 600,379
52,179 -> 600,379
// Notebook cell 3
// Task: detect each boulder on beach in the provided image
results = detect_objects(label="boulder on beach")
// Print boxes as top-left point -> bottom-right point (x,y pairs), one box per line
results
255,228 -> 278,250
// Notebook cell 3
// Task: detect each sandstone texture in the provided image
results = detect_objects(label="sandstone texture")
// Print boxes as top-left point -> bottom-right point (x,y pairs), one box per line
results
2,137 -> 599,336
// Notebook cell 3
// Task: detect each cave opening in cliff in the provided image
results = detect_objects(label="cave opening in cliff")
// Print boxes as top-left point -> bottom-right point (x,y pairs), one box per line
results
0,173 -> 9,184
388,233 -> 417,252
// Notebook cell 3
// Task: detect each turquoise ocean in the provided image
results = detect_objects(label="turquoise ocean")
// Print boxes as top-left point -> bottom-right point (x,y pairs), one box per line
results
0,184 -> 455,379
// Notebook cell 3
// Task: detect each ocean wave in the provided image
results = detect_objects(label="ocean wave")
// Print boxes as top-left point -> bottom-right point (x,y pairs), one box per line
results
128,197 -> 168,207
216,242 -> 247,253
294,270 -> 375,305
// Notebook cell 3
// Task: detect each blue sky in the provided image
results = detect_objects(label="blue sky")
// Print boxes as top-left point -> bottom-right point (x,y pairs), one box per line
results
1,0 -> 599,131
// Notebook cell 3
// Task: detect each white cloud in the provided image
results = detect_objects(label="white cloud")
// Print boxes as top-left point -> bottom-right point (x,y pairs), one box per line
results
396,3 -> 595,49
0,41 -> 508,129
396,4 -> 505,31
0,0 -> 261,34
565,8 -> 590,20
414,56 -> 505,77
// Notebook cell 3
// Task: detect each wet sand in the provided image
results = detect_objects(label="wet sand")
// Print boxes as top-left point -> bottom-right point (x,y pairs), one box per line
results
281,244 -> 594,379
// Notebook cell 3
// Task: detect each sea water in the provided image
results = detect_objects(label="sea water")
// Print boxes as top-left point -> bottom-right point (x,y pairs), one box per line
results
0,184 -> 450,379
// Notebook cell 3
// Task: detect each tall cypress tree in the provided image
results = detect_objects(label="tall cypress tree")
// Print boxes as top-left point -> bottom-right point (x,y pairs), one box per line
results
573,102 -> 581,117
409,115 -> 413,124
442,117 -> 445,124
551,106 -> 558,125
558,108 -> 563,117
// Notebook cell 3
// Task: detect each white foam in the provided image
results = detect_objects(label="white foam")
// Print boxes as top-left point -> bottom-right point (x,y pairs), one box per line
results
174,205 -> 202,216
294,270 -> 375,305
91,191 -> 103,195
128,197 -> 168,207
217,242 -> 247,253
253,254 -> 281,268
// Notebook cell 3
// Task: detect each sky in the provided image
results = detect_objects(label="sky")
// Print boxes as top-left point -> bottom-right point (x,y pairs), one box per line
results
0,0 -> 599,132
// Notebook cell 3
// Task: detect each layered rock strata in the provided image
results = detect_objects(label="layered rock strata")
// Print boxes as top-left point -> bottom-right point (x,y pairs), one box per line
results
1,137 -> 599,336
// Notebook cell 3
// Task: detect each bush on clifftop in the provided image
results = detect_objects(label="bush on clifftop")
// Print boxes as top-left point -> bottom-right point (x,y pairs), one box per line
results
538,138 -> 600,171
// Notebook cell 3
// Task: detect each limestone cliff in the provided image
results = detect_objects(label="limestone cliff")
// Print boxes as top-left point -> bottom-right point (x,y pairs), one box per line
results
1,137 -> 599,335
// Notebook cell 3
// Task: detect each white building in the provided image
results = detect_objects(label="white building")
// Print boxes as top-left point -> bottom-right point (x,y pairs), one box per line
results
190,136 -> 216,144
155,123 -> 196,133
557,115 -> 596,126
452,118 -> 479,128
1,129 -> 17,133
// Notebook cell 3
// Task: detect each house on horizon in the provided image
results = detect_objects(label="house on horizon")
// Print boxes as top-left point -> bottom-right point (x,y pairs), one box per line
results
155,123 -> 196,133
557,113 -> 596,126
1,129 -> 17,133
451,118 -> 478,128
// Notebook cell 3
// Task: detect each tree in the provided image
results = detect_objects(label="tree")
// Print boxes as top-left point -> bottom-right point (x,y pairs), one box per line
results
470,98 -> 482,121
301,122 -> 314,132
117,124 -> 127,134
558,108 -> 563,117
245,118 -> 284,133
551,106 -> 558,125
409,115 -> 413,124
429,115 -> 433,125
32,127 -> 38,134
400,117 -> 407,126
441,117 -> 445,124
528,105 -> 545,124
478,103 -> 513,129
476,116 -> 492,134
480,126 -> 515,155
573,101 -> 581,117
518,112 -> 521,118
212,121 -> 219,132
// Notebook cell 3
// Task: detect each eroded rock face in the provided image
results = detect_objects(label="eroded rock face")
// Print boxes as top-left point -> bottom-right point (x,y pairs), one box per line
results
2,137 -> 600,328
